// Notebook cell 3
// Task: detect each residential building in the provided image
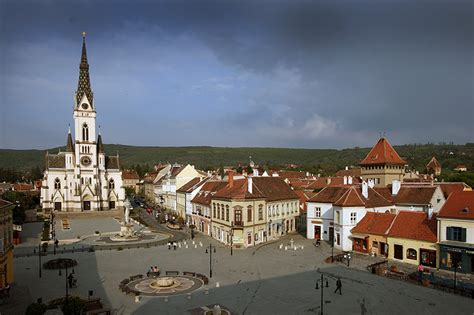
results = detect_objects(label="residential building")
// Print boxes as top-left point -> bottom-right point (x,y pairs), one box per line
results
437,191 -> 474,273
454,165 -> 467,172
387,211 -> 438,267
0,200 -> 14,287
176,177 -> 209,223
426,157 -> 441,176
211,175 -> 299,248
351,212 -> 396,257
360,137 -> 406,187
41,34 -> 124,213
122,170 -> 140,194
191,180 -> 228,235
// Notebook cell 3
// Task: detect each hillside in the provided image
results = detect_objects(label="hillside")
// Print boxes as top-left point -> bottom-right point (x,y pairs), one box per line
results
1,143 -> 473,174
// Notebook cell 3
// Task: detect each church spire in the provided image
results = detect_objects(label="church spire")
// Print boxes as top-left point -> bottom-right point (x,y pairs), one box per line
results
66,125 -> 74,152
97,134 -> 104,153
76,32 -> 94,107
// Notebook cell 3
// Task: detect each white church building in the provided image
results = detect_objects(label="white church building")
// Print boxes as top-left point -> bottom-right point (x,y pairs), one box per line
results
41,33 -> 124,213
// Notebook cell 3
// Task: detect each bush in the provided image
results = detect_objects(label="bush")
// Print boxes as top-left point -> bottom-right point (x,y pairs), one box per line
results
48,296 -> 87,314
26,302 -> 47,315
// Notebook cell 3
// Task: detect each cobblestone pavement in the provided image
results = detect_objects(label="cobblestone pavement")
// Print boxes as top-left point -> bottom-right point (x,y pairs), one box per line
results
12,232 -> 474,315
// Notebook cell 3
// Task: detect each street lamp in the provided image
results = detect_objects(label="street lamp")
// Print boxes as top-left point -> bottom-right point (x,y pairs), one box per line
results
230,222 -> 234,256
453,257 -> 461,293
205,244 -> 217,278
38,243 -> 42,278
58,260 -> 75,314
315,269 -> 330,315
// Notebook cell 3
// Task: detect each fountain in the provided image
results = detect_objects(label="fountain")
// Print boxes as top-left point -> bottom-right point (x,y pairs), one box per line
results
149,277 -> 177,289
110,199 -> 139,241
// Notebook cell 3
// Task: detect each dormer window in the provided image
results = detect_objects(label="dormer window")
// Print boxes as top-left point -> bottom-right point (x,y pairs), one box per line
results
461,207 -> 469,213
109,179 -> 115,189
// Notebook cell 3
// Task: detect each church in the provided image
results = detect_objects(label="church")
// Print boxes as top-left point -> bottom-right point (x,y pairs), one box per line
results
41,33 -> 124,213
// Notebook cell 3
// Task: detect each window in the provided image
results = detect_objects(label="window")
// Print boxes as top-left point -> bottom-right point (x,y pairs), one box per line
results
286,203 -> 289,214
221,204 -> 225,221
217,204 -> 221,219
394,244 -> 403,259
406,248 -> 417,260
335,211 -> 340,224
234,208 -> 242,225
82,123 -> 89,141
226,205 -> 229,221
109,179 -> 115,189
447,227 -> 466,242
54,178 -> 61,189
276,205 -> 279,216
350,212 -> 357,224
213,204 -> 216,218
258,205 -> 263,220
247,206 -> 252,222
109,201 -> 116,209
315,207 -> 321,218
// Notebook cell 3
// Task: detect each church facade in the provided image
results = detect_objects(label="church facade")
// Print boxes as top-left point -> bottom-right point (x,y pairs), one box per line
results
40,34 -> 124,213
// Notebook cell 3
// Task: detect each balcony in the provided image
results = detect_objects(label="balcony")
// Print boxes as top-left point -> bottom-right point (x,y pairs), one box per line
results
234,221 -> 243,227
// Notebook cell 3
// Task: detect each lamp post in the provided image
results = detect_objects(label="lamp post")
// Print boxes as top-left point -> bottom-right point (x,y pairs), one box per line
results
453,257 -> 460,293
58,260 -> 75,315
205,244 -> 216,278
38,243 -> 42,278
315,269 -> 330,315
230,222 -> 234,256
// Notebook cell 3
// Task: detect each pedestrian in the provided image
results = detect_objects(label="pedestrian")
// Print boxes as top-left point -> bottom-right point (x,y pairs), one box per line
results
167,241 -> 171,250
191,230 -> 195,240
334,278 -> 342,295
154,266 -> 158,273
418,264 -> 424,283
173,242 -> 177,250
68,273 -> 74,289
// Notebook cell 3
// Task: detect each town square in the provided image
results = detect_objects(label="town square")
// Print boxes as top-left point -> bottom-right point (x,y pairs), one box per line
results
0,0 -> 473,314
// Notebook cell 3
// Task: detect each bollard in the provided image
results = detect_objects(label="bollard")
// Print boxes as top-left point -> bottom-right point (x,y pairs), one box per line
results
285,246 -> 288,251
205,289 -> 209,295
187,293 -> 191,300
216,282 -> 220,288
164,296 -> 168,302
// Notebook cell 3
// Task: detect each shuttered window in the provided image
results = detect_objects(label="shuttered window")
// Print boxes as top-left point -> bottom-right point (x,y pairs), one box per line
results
447,227 -> 467,242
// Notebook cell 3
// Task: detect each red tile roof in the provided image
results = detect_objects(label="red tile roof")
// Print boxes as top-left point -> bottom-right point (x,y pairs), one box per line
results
0,199 -> 13,209
374,186 -> 437,205
360,137 -> 407,166
252,177 -> 299,202
122,170 -> 139,180
334,187 -> 366,207
192,180 -> 230,205
426,157 -> 441,169
437,182 -> 471,199
309,185 -> 391,208
438,191 -> 474,220
388,211 -> 437,242
13,183 -> 34,191
213,178 -> 265,200
335,168 -> 362,177
351,212 -> 397,236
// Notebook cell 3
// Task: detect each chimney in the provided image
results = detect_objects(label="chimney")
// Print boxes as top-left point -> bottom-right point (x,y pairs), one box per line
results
247,176 -> 253,194
253,168 -> 259,177
306,171 -> 310,176
428,204 -> 434,220
326,177 -> 331,185
348,176 -> 353,184
362,181 -> 368,199
368,179 -> 375,188
343,176 -> 348,185
228,171 -> 234,188
345,166 -> 349,171
392,180 -> 401,195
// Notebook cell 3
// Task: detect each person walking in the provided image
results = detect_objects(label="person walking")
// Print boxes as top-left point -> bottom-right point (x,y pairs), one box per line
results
418,264 -> 424,284
68,273 -> 74,289
167,241 -> 171,250
173,242 -> 177,250
334,278 -> 342,295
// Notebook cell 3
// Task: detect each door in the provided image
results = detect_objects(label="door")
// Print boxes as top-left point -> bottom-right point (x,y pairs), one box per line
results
247,233 -> 252,245
329,227 -> 334,243
83,201 -> 91,211
314,226 -> 321,240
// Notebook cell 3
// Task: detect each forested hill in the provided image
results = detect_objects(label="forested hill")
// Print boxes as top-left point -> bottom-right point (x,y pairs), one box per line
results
1,143 -> 473,175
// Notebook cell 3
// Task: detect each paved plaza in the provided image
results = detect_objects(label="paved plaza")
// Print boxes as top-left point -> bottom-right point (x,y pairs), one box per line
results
10,230 -> 474,315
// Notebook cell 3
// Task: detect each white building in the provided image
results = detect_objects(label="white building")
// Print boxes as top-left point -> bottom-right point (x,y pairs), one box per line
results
40,34 -> 124,213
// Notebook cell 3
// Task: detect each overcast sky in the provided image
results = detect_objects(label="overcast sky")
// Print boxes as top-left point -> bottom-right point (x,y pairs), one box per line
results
0,0 -> 472,150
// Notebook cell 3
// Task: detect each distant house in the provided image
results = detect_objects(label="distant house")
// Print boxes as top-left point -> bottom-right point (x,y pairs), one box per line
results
12,183 -> 34,192
454,165 -> 467,172
122,170 -> 140,194
426,157 -> 441,176
176,177 -> 209,223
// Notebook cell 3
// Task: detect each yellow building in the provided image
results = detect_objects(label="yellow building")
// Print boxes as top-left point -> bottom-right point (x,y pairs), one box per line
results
0,200 -> 14,287
211,175 -> 299,248
386,211 -> 438,268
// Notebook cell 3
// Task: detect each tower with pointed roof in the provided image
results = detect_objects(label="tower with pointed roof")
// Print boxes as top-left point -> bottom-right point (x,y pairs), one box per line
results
41,33 -> 124,214
360,137 -> 407,187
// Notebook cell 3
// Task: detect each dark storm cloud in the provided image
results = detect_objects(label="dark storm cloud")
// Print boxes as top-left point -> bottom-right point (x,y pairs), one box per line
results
0,0 -> 472,149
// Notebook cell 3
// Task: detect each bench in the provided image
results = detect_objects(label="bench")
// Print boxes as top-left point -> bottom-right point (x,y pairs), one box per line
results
385,270 -> 407,280
165,271 -> 179,276
195,273 -> 209,285
129,274 -> 143,281
183,271 -> 195,276
82,298 -> 103,313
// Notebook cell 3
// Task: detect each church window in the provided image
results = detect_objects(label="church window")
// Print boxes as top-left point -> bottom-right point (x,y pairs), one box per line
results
109,179 -> 115,189
54,178 -> 61,189
82,123 -> 89,141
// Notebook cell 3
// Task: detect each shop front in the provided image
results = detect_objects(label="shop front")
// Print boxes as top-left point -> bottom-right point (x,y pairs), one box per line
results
439,242 -> 474,274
